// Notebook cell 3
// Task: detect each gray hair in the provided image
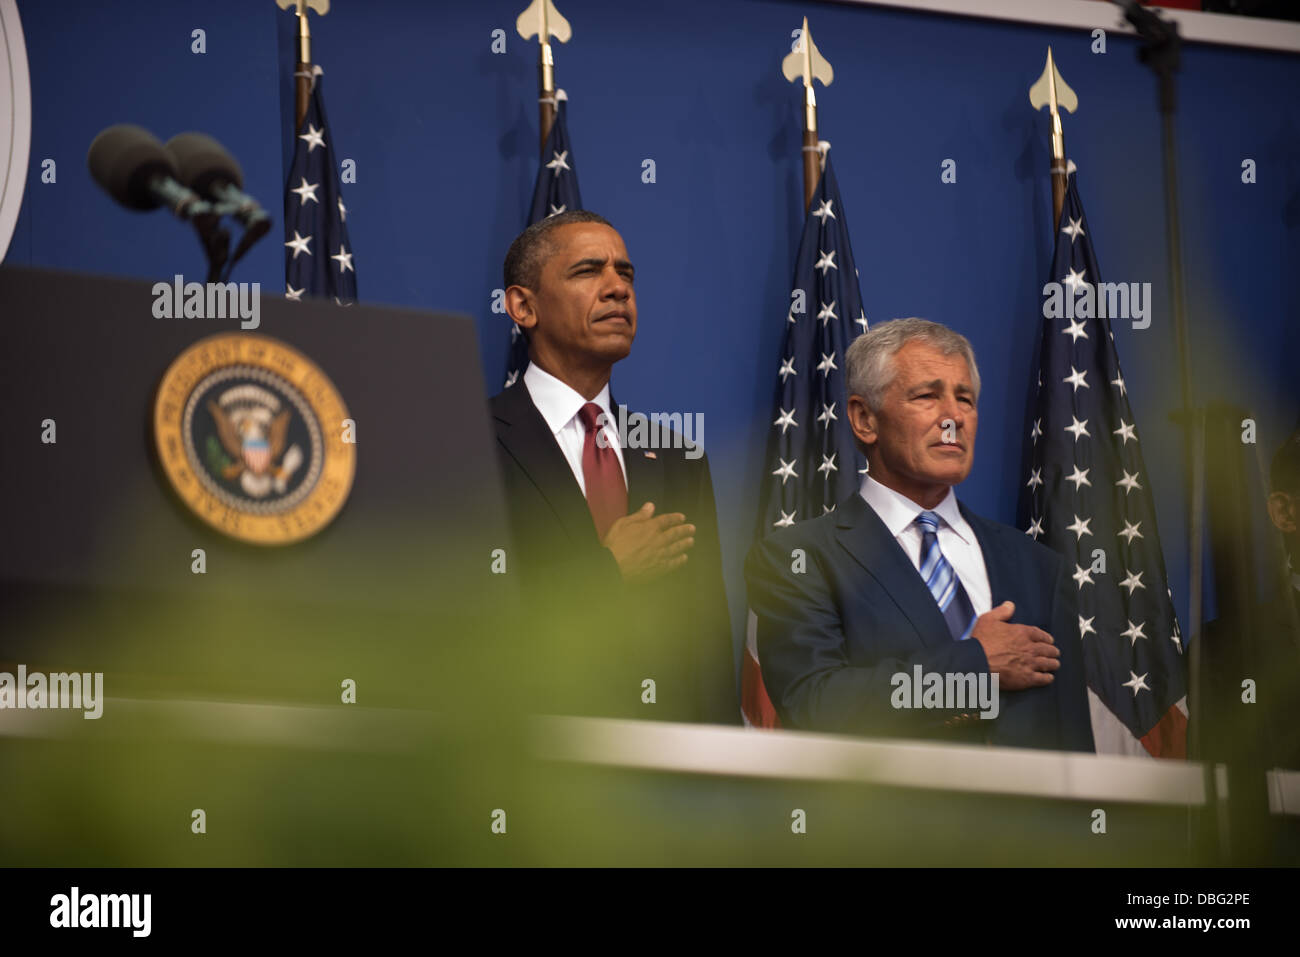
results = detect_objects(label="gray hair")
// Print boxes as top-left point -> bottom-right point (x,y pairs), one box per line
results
845,317 -> 980,412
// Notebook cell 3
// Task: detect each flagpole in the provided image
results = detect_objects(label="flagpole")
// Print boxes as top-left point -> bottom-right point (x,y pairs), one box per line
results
538,39 -> 555,149
782,17 -> 833,211
278,0 -> 327,131
517,0 -> 573,155
1028,47 -> 1077,231
799,23 -> 820,209
294,2 -> 311,129
1111,0 -> 1202,739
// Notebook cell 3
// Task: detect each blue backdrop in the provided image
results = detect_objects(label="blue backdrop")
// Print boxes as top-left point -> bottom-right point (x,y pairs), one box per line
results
9,0 -> 1299,666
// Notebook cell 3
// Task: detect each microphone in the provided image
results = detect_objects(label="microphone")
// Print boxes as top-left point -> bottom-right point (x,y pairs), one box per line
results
164,132 -> 271,242
87,124 -> 213,220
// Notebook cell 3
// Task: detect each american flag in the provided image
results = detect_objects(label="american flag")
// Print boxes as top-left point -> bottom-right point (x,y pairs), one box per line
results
283,67 -> 356,304
1021,165 -> 1187,758
745,156 -> 868,728
504,95 -> 583,387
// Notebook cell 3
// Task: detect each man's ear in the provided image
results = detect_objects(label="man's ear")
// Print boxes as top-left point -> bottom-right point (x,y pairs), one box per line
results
504,285 -> 537,337
847,395 -> 877,450
1268,491 -> 1298,534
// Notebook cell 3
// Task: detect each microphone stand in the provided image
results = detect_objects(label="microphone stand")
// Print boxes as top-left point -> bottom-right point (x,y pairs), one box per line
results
1110,0 -> 1215,855
1113,0 -> 1279,866
192,213 -> 231,284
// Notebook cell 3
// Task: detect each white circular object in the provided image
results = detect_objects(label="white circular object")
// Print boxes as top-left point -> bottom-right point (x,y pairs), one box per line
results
0,0 -> 31,264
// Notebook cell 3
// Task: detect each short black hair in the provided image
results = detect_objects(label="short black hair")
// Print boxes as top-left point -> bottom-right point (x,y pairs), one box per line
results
502,210 -> 615,291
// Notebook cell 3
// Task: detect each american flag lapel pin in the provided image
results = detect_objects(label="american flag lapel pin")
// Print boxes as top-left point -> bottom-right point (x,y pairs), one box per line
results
644,451 -> 657,459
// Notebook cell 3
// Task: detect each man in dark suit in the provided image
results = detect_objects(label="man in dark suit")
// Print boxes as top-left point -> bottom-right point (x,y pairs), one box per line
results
745,318 -> 1094,750
489,211 -> 736,724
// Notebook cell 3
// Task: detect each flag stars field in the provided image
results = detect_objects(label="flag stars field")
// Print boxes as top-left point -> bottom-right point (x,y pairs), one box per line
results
284,70 -> 356,304
749,158 -> 868,727
1022,170 -> 1185,756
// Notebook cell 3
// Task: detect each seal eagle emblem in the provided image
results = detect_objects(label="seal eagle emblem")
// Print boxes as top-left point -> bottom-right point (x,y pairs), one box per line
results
153,333 -> 355,544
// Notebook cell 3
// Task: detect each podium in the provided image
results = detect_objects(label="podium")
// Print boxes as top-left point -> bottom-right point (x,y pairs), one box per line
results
0,266 -> 512,708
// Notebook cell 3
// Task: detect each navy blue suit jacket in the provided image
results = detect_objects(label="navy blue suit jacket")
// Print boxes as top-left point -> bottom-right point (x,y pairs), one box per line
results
745,491 -> 1094,751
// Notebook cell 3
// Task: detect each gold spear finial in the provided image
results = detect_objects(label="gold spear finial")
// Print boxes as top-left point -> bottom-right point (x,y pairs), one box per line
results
1029,47 -> 1078,118
782,17 -> 833,122
517,0 -> 571,45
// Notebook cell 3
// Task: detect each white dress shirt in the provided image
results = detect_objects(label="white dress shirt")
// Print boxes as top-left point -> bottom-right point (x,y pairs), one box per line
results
524,362 -> 628,496
858,473 -> 992,618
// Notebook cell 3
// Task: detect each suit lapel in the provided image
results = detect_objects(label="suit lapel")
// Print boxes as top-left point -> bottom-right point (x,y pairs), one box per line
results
833,493 -> 954,649
491,382 -> 598,544
960,504 -> 1010,606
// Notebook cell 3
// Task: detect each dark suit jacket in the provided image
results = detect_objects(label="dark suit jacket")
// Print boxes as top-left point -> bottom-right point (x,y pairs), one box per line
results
744,491 -> 1094,751
489,381 -> 738,724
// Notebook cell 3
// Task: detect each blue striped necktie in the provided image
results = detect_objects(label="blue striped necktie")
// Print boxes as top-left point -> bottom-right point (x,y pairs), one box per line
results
915,511 -> 977,642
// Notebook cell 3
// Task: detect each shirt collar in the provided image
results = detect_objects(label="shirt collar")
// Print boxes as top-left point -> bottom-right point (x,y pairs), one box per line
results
523,362 -> 614,436
858,473 -> 972,544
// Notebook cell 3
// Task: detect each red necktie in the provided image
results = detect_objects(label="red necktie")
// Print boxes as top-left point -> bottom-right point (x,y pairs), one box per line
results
578,402 -> 627,541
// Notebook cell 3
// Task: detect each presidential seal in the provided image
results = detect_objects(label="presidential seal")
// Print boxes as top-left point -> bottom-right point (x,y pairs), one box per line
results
153,333 -> 355,545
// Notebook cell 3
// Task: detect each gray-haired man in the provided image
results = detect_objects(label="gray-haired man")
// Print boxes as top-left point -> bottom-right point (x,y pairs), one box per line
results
745,318 -> 1094,750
